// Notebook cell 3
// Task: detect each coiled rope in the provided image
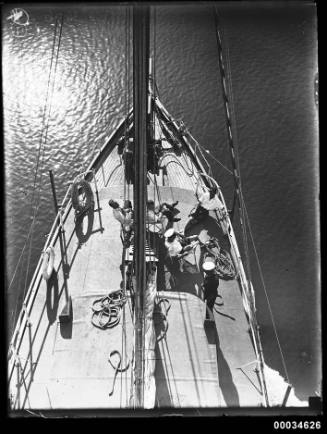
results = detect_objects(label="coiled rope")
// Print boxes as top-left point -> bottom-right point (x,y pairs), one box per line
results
200,237 -> 237,279
91,290 -> 127,329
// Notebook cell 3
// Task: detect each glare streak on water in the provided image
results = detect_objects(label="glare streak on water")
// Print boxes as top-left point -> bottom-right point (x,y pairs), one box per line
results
3,4 -> 319,401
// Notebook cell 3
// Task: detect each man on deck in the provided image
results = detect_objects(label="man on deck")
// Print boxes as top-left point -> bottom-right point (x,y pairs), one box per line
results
108,199 -> 133,247
201,260 -> 219,318
190,184 -> 228,234
164,228 -> 198,259
146,200 -> 181,235
146,200 -> 161,224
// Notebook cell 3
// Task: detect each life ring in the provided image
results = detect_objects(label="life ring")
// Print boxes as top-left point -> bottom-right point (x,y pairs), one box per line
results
42,246 -> 55,281
71,179 -> 94,214
75,207 -> 94,244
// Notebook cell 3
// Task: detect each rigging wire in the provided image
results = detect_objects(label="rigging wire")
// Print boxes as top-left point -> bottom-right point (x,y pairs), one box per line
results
22,14 -> 65,303
222,35 -> 254,285
240,192 -> 290,384
157,105 -> 215,180
123,5 -> 130,202
212,4 -> 254,284
8,203 -> 43,328
7,15 -> 60,295
10,243 -> 28,331
212,5 -> 271,405
119,4 -> 132,406
7,208 -> 40,294
9,16 -> 64,327
29,16 -> 61,212
203,149 -> 233,176
212,3 -> 291,400
152,5 -> 157,241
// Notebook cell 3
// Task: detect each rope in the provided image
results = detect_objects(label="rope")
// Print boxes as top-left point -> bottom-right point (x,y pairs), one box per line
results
156,113 -> 180,153
159,153 -> 198,178
123,5 -> 131,201
183,130 -> 213,177
212,5 -> 270,405
108,350 -> 130,397
203,149 -> 233,176
120,6 -> 132,406
221,28 -> 253,284
241,192 -> 290,384
29,16 -> 61,210
200,237 -> 237,279
181,150 -> 196,177
8,16 -> 64,328
7,211 -> 40,293
154,297 -> 171,342
120,273 -> 126,406
10,239 -> 30,330
156,102 -> 220,184
212,6 -> 243,215
157,113 -> 197,177
24,14 -> 64,288
91,290 -> 126,329
211,3 -> 254,292
121,9 -> 128,400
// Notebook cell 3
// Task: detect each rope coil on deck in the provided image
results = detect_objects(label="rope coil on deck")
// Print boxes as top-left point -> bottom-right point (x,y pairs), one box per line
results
91,290 -> 127,329
201,237 -> 237,279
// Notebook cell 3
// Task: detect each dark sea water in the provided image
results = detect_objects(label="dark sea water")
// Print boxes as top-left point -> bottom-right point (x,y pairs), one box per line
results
3,2 -> 319,402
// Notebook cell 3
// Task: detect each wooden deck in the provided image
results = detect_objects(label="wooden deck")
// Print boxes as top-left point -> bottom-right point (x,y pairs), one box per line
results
8,101 -> 266,410
8,181 -> 224,409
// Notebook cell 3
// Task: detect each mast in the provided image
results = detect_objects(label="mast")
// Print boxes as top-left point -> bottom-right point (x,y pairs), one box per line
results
132,4 -> 150,408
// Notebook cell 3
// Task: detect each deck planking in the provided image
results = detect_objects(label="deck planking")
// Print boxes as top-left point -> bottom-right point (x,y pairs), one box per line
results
9,181 -> 224,409
9,119 -> 265,408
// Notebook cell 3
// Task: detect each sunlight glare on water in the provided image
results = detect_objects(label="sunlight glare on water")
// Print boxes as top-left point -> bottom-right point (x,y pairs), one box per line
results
3,3 -> 319,402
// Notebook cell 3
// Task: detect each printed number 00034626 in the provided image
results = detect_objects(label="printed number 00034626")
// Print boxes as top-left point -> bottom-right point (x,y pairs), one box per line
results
273,421 -> 321,430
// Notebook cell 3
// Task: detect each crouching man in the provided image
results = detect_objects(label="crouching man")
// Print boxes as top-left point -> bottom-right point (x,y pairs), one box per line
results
164,228 -> 198,272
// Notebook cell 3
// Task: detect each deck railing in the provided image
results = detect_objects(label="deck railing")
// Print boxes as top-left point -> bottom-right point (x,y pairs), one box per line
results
7,188 -> 73,381
7,111 -> 133,396
154,97 -> 213,185
196,171 -> 269,406
154,95 -> 270,404
8,95 -> 270,406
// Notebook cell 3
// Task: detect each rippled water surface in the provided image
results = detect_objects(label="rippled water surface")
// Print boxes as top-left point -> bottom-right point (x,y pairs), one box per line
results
3,3 -> 319,401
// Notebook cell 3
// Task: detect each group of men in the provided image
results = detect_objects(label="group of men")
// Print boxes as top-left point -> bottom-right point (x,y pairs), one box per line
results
146,199 -> 181,234
108,184 -> 228,316
163,228 -> 220,316
108,198 -> 181,246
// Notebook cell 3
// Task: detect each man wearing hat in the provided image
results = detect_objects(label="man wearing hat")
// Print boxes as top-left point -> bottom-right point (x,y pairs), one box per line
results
123,199 -> 133,215
164,228 -> 183,257
108,199 -> 133,247
164,229 -> 198,258
201,257 -> 219,317
146,200 -> 181,235
190,183 -> 225,223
